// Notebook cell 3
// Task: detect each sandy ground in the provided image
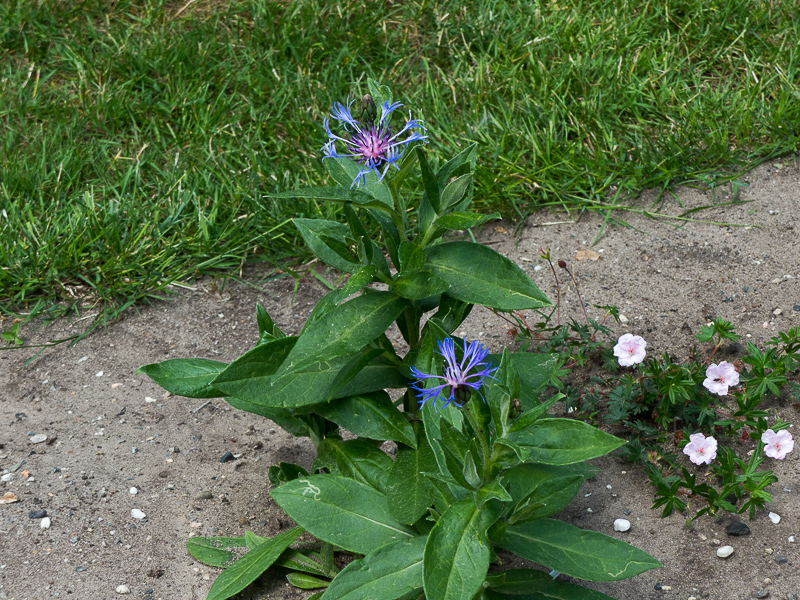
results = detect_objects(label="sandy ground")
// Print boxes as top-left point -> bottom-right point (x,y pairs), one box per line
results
1,157 -> 800,600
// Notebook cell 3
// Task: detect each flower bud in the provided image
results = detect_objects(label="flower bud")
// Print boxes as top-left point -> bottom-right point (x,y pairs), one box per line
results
558,259 -> 567,269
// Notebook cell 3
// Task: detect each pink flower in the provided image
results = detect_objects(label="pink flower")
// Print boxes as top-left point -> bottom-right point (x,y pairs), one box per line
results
613,334 -> 647,367
703,361 -> 739,396
683,432 -> 718,465
761,429 -> 794,460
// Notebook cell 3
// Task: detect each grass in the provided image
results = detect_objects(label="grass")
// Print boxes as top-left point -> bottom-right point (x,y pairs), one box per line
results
1,0 -> 799,340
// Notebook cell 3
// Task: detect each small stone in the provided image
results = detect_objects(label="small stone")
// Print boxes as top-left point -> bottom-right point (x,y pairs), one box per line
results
711,539 -> 721,546
131,509 -> 146,520
623,509 -> 632,516
776,555 -> 788,564
774,308 -> 783,316
613,519 -> 631,532
131,447 -> 138,455
115,585 -> 130,594
219,451 -> 235,463
75,566 -> 85,572
0,473 -> 13,483
40,517 -> 51,529
96,371 -> 104,377
129,487 -> 138,495
769,512 -> 781,524
765,548 -> 773,554
756,590 -> 769,599
789,536 -> 795,543
29,434 -> 47,444
145,397 -> 157,403
654,583 -> 662,590
717,545 -> 734,558
69,535 -> 79,544
725,520 -> 751,536
794,305 -> 800,312
195,491 -> 213,501
586,508 -> 593,513
699,534 -> 707,541
28,509 -> 47,519
619,314 -> 628,323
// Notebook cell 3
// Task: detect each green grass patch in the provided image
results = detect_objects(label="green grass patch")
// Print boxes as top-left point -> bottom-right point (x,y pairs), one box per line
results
2,0 -> 799,336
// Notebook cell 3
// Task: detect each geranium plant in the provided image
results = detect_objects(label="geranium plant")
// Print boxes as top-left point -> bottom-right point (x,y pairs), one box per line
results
139,80 -> 660,600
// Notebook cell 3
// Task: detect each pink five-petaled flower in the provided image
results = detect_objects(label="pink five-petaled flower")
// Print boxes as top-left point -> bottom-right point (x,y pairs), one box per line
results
613,334 -> 647,367
683,432 -> 718,465
761,429 -> 794,460
703,361 -> 739,396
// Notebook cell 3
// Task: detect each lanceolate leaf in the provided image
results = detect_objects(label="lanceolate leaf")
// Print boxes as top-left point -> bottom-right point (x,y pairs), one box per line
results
271,475 -> 415,554
500,519 -> 661,582
321,536 -> 426,600
393,270 -> 450,300
206,527 -> 302,600
484,568 -> 617,599
293,218 -> 359,273
315,391 -> 416,448
138,358 -> 227,399
506,419 -> 624,465
424,242 -> 551,311
434,211 -> 500,231
314,438 -> 394,494
186,536 -> 247,568
386,431 -> 437,525
276,291 -> 407,375
422,500 -> 500,600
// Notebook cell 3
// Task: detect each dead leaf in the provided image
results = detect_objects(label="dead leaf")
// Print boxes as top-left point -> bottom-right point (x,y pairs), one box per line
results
0,492 -> 20,505
575,249 -> 601,261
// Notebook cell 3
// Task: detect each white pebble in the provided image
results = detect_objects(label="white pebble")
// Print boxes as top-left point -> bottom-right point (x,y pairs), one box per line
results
1,473 -> 14,483
774,308 -> 783,316
78,356 -> 88,363
96,371 -> 104,377
619,314 -> 629,323
717,545 -> 735,558
145,396 -> 157,403
533,265 -> 543,272
613,519 -> 631,532
40,517 -> 51,529
115,585 -> 130,594
29,434 -> 47,444
606,485 -> 612,489
769,512 -> 781,524
131,509 -> 146,520
129,487 -> 138,495
789,536 -> 795,543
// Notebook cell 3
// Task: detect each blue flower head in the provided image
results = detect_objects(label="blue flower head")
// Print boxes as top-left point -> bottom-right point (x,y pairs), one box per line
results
322,94 -> 427,189
410,338 -> 498,410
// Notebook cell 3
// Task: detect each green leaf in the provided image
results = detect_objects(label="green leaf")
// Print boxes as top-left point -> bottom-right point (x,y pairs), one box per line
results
436,143 -> 478,191
508,475 -> 583,524
186,536 -> 247,568
387,431 -> 437,524
506,418 -> 625,465
424,242 -> 551,311
322,536 -> 425,600
485,568 -> 617,599
417,148 -> 441,214
439,174 -> 473,212
268,462 -> 309,487
398,241 -> 425,271
393,270 -> 450,300
315,391 -> 416,448
277,291 -> 407,375
325,347 -> 386,401
475,479 -> 513,509
293,218 -> 359,273
314,438 -> 394,494
368,78 -> 393,111
287,572 -> 330,589
500,519 -> 661,582
256,304 -> 286,342
274,549 -> 331,578
206,527 -> 302,600
508,394 -> 564,434
435,211 -> 500,231
422,499 -> 500,600
271,474 -> 415,554
138,358 -> 227,399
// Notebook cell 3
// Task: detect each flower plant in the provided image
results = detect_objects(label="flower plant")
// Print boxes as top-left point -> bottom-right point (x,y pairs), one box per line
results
139,80 -> 660,600
504,256 -> 799,525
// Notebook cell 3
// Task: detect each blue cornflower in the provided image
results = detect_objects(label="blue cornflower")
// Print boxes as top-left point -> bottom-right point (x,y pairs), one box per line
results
410,338 -> 498,410
322,95 -> 427,188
